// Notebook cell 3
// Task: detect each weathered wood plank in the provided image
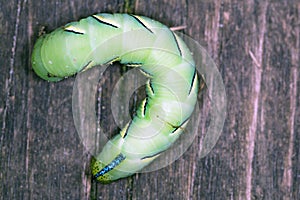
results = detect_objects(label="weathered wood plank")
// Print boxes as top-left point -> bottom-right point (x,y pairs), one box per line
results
0,0 -> 299,199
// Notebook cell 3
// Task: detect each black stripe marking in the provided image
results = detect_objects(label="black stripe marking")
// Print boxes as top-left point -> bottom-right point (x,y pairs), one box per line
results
142,97 -> 149,116
141,151 -> 162,160
126,62 -> 143,67
171,31 -> 182,56
148,81 -> 155,95
122,121 -> 131,138
47,73 -> 58,78
171,117 -> 189,134
130,15 -> 153,34
188,70 -> 197,95
92,15 -> 119,28
79,60 -> 93,72
64,29 -> 84,35
94,154 -> 126,179
104,56 -> 120,65
139,68 -> 152,77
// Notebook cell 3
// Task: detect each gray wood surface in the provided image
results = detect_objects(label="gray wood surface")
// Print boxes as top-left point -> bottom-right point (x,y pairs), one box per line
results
0,0 -> 299,199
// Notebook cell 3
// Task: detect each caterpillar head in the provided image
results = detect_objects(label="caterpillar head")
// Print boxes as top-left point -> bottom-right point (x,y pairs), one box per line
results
31,26 -> 91,82
31,36 -> 63,81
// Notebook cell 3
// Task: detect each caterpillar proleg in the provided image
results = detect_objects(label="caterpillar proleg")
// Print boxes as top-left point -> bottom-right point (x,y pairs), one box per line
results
31,13 -> 199,183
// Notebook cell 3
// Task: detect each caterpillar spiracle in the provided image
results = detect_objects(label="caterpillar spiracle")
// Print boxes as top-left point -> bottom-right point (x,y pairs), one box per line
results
31,13 -> 199,183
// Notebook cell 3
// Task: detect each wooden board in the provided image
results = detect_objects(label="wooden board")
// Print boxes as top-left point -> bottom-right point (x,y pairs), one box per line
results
0,0 -> 299,199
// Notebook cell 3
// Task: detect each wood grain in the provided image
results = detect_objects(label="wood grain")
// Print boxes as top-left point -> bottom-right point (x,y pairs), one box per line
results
0,0 -> 299,199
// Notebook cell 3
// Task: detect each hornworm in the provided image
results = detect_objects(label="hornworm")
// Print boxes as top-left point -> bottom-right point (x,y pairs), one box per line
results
31,13 -> 199,183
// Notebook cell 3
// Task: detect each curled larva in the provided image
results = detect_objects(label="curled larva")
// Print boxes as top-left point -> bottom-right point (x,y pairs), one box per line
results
31,13 -> 199,183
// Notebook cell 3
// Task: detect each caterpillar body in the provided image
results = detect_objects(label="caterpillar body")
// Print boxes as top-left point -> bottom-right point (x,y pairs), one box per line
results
32,13 -> 199,183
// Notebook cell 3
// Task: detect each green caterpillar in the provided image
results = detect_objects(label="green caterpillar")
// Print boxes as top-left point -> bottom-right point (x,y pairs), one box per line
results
32,13 -> 199,183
